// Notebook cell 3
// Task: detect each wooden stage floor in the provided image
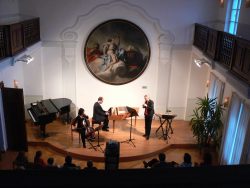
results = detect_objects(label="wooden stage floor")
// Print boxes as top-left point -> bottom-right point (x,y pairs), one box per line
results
26,118 -> 197,162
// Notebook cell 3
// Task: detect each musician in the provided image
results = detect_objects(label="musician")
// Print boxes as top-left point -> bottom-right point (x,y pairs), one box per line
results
71,108 -> 90,148
93,97 -> 109,131
142,95 -> 154,140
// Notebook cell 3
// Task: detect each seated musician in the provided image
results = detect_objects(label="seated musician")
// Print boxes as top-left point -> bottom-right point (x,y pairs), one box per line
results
93,97 -> 109,131
71,108 -> 91,148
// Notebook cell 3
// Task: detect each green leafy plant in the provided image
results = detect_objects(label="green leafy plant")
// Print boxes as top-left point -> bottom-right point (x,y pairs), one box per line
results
190,95 -> 224,148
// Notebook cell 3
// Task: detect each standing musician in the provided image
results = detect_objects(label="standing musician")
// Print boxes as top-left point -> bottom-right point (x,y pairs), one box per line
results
71,108 -> 92,148
142,95 -> 154,140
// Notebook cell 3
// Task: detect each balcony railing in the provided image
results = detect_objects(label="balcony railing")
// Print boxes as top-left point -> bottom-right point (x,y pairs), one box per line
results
193,23 -> 250,85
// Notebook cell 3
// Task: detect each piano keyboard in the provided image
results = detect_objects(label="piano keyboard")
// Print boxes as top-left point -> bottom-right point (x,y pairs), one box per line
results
27,109 -> 37,123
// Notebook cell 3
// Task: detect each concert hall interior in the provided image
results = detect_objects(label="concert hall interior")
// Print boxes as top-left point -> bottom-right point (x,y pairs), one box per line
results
1,0 -> 250,187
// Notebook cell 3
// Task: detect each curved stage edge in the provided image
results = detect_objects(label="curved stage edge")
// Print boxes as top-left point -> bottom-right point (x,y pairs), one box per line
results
27,119 -> 197,162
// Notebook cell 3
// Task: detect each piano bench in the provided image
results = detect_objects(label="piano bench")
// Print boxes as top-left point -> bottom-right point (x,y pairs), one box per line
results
70,124 -> 81,144
91,119 -> 102,127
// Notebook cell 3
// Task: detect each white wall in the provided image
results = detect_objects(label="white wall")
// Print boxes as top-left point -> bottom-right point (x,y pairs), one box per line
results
0,0 -> 19,16
0,58 -> 24,88
168,45 -> 192,119
17,0 -> 220,45
0,0 -> 222,120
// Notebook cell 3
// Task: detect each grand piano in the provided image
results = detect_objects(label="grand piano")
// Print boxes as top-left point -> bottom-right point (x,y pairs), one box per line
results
108,106 -> 139,133
27,98 -> 72,137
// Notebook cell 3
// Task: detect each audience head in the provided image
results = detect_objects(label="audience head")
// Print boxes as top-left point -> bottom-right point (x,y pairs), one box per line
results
184,153 -> 192,164
65,155 -> 72,164
87,160 -> 93,168
78,108 -> 84,116
47,157 -> 54,166
202,152 -> 212,165
158,153 -> 166,162
34,150 -> 42,163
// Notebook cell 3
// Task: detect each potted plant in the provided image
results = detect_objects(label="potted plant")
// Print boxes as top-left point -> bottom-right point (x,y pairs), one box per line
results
190,95 -> 224,149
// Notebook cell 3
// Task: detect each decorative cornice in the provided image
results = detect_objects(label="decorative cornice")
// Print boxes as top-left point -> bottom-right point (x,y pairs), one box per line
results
60,0 -> 174,43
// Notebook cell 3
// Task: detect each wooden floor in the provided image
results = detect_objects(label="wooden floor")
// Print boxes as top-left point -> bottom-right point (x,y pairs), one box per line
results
26,118 -> 197,162
0,118 -> 219,170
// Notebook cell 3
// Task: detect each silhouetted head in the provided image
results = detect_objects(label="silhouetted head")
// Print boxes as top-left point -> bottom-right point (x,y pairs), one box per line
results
65,155 -> 72,164
184,153 -> 192,164
87,160 -> 93,168
34,150 -> 42,163
203,152 -> 212,165
158,153 -> 166,162
47,157 -> 54,165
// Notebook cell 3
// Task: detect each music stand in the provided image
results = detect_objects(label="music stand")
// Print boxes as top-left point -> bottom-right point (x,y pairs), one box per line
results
91,123 -> 104,153
121,106 -> 138,147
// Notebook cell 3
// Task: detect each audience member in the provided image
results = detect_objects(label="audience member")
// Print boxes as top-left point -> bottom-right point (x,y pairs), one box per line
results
200,152 -> 212,166
46,157 -> 58,169
63,155 -> 79,170
143,153 -> 177,168
13,151 -> 29,169
34,150 -> 46,168
143,158 -> 158,168
179,153 -> 192,167
83,160 -> 97,171
152,153 -> 175,168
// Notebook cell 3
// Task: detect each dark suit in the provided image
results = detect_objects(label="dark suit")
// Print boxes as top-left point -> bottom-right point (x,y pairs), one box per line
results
143,99 -> 154,138
93,102 -> 109,129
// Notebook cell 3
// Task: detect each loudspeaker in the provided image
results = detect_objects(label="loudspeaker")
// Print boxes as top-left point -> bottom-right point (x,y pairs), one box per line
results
105,140 -> 120,170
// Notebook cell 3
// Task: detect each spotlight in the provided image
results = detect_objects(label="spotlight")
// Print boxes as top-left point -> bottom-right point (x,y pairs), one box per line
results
194,58 -> 204,68
15,55 -> 34,64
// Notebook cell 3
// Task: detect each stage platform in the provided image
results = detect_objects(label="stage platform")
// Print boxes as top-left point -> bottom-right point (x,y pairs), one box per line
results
26,118 -> 196,162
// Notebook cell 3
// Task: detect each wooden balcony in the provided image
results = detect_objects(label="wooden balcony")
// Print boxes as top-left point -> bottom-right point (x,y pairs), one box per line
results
193,23 -> 250,85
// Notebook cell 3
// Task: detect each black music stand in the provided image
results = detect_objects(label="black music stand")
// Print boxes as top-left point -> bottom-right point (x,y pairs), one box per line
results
121,106 -> 138,147
91,124 -> 104,153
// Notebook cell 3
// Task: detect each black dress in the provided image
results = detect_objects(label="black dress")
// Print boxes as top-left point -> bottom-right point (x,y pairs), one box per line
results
72,115 -> 88,147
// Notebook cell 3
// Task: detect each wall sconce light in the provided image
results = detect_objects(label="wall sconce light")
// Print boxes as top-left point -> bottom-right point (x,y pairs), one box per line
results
13,80 -> 18,88
194,58 -> 212,68
194,58 -> 204,68
206,80 -> 210,87
219,0 -> 224,7
12,55 -> 34,66
223,96 -> 230,107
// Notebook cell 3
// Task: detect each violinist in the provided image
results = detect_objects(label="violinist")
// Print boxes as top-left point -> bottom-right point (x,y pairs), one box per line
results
71,108 -> 90,148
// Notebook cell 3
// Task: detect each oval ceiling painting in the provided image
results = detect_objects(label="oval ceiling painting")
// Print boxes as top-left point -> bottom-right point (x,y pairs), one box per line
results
84,19 -> 150,85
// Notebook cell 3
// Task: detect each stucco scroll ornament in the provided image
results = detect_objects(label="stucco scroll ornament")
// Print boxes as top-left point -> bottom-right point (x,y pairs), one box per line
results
61,31 -> 78,41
